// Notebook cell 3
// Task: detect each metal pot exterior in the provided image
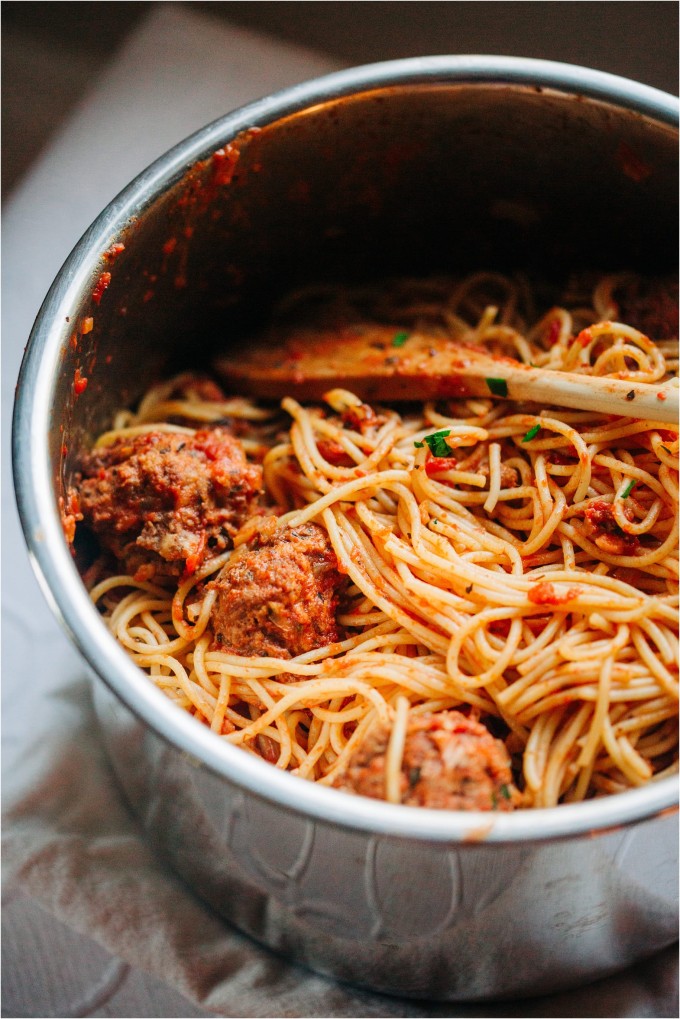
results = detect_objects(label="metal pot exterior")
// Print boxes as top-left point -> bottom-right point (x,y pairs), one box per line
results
13,57 -> 679,1000
93,677 -> 678,1001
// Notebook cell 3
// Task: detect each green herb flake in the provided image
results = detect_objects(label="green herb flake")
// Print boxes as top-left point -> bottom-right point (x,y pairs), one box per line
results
392,330 -> 410,347
621,479 -> 637,499
408,767 -> 421,788
500,784 -> 511,800
423,428 -> 452,457
413,439 -> 424,448
486,377 -> 508,397
522,423 -> 541,443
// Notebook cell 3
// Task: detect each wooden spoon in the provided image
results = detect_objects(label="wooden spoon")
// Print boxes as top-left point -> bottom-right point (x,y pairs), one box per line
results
215,323 -> 679,424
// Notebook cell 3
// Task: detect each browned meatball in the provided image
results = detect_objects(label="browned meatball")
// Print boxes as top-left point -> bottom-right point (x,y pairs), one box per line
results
210,520 -> 345,658
335,710 -> 521,811
77,428 -> 263,579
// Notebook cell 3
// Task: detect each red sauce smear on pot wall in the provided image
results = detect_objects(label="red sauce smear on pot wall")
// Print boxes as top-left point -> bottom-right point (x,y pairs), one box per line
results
92,271 -> 112,305
616,141 -> 653,183
104,242 -> 125,262
74,368 -> 88,395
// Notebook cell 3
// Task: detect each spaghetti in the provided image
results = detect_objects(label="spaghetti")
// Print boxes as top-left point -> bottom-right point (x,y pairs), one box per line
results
78,272 -> 679,809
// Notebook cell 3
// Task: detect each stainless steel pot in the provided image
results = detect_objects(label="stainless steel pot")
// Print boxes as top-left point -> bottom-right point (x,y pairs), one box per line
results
12,56 -> 679,1001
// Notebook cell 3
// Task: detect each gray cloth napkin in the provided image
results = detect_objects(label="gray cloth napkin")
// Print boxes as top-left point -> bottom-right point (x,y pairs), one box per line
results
2,5 -> 677,1017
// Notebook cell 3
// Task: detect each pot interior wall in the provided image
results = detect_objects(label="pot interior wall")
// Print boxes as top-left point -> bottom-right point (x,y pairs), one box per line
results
51,80 -> 677,515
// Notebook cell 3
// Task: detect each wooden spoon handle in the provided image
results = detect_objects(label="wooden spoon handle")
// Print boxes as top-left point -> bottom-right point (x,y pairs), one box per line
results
216,324 -> 679,424
479,361 -> 679,424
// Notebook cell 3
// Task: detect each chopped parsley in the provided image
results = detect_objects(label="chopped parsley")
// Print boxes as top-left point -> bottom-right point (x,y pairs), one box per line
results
500,784 -> 511,800
414,439 -> 424,448
621,479 -> 637,499
486,377 -> 508,397
408,766 -> 421,787
392,330 -> 410,347
423,428 -> 452,457
522,423 -> 541,443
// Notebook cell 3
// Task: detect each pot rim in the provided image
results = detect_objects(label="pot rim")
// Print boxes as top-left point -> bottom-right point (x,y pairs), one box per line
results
12,55 -> 679,844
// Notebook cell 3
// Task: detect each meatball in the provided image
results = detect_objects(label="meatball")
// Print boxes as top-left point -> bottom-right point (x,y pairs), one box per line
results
334,710 -> 521,811
210,520 -> 345,658
77,428 -> 263,579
